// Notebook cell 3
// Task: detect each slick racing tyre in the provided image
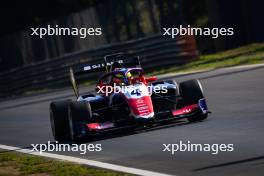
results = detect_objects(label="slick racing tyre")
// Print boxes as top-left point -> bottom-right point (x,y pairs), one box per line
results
68,101 -> 92,141
50,100 -> 71,142
179,79 -> 208,122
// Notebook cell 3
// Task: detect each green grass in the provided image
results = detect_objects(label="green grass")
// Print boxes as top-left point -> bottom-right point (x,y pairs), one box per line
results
149,43 -> 264,76
0,151 -> 132,176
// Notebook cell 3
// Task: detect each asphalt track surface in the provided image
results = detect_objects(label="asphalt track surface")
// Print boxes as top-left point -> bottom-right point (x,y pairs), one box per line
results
0,65 -> 264,176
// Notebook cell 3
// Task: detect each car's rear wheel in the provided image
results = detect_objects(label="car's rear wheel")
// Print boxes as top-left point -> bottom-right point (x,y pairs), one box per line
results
179,79 -> 208,122
50,100 -> 71,142
68,101 -> 92,141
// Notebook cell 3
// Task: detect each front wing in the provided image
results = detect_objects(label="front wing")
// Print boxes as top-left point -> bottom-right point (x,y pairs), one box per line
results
73,98 -> 209,138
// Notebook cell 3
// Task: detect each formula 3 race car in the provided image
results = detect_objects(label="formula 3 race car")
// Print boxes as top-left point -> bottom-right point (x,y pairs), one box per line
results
50,54 -> 210,142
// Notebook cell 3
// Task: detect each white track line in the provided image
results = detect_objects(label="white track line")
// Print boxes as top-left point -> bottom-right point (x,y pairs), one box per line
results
0,144 -> 174,176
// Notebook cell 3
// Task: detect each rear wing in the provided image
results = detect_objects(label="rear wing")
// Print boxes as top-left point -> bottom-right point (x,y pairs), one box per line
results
104,53 -> 141,72
70,53 -> 141,98
73,53 -> 141,75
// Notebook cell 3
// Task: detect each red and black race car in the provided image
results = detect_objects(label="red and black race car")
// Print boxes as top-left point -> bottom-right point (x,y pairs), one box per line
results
50,54 -> 210,142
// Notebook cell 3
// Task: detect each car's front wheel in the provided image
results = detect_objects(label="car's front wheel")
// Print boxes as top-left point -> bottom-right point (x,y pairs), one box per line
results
50,100 -> 71,142
179,79 -> 208,122
68,101 -> 92,141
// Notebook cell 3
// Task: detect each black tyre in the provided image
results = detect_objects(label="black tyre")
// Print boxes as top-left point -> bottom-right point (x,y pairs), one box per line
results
50,100 -> 71,142
68,101 -> 92,141
179,79 -> 208,122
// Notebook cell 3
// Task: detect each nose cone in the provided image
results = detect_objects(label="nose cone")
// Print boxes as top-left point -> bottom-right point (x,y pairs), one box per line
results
127,96 -> 154,120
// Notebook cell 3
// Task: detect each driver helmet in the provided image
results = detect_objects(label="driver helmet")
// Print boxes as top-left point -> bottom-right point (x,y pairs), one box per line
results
127,72 -> 132,78
112,73 -> 124,85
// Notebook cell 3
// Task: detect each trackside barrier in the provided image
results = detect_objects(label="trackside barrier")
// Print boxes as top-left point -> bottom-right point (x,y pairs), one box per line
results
0,34 -> 198,98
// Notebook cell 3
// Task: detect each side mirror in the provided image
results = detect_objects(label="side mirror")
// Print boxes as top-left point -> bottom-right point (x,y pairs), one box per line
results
145,76 -> 157,83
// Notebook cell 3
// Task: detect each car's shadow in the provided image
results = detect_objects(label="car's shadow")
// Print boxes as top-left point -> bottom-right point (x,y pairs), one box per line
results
0,119 -> 206,154
69,119 -> 206,144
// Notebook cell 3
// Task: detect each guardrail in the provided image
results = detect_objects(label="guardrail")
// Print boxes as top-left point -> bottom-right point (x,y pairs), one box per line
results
0,34 -> 198,98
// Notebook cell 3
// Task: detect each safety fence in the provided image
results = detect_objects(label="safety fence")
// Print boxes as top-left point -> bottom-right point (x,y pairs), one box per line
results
0,34 -> 198,98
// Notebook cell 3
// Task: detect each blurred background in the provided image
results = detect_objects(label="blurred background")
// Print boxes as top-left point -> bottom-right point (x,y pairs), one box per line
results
0,0 -> 264,97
